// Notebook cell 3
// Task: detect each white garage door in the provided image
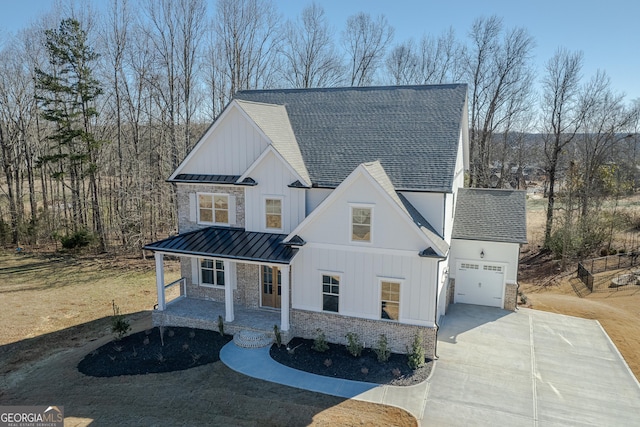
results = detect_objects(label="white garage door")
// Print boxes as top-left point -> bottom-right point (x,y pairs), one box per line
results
455,261 -> 505,308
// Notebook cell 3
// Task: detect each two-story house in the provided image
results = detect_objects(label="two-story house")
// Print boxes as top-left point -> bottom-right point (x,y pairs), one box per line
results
144,85 -> 527,355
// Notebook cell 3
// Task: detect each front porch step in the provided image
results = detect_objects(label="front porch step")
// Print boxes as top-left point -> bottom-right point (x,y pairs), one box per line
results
233,329 -> 273,348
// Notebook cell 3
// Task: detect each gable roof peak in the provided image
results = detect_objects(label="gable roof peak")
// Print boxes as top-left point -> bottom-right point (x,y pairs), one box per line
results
234,84 -> 468,191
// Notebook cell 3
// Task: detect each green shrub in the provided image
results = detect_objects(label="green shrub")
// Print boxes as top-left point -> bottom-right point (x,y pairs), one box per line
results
273,324 -> 282,347
374,334 -> 391,363
406,333 -> 425,370
518,291 -> 528,305
217,315 -> 224,336
60,229 -> 94,250
345,332 -> 363,357
312,329 -> 329,352
111,300 -> 131,340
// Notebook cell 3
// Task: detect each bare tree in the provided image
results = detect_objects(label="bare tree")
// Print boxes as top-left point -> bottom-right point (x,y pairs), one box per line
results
465,16 -> 535,188
385,40 -> 419,85
418,27 -> 466,84
212,0 -> 281,102
342,12 -> 394,86
280,2 -> 344,88
541,48 -> 585,248
574,71 -> 638,218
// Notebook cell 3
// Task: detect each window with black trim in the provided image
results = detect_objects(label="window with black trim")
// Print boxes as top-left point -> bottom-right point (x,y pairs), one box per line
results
322,274 -> 339,312
201,259 -> 225,287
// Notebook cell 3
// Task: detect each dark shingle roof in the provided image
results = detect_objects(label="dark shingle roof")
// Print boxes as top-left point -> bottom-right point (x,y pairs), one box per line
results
234,84 -> 467,192
143,227 -> 297,264
452,188 -> 527,244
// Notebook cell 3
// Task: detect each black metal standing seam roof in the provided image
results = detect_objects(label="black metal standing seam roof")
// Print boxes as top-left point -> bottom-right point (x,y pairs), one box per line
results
452,188 -> 528,244
233,84 -> 468,192
172,174 -> 240,184
143,227 -> 297,264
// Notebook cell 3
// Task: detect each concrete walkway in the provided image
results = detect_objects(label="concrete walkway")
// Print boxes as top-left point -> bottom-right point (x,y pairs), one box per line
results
220,343 -> 431,420
220,304 -> 640,426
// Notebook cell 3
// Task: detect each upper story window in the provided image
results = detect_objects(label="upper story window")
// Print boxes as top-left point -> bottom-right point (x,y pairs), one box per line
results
265,198 -> 282,230
198,193 -> 229,225
350,206 -> 372,242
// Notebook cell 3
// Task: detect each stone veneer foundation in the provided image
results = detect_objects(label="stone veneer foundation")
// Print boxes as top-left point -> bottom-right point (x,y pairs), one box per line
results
504,283 -> 518,311
290,309 -> 436,357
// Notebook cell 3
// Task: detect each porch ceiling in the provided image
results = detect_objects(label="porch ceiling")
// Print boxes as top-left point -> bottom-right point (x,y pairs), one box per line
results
144,226 -> 297,264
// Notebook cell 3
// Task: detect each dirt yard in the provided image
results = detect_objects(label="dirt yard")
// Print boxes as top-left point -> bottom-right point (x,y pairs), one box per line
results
0,252 -> 416,426
519,194 -> 640,380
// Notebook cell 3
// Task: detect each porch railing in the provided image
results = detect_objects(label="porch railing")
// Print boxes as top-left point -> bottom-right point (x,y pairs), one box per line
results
165,277 -> 186,306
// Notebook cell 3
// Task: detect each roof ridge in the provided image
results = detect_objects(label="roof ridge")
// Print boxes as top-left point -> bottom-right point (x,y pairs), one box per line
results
235,83 -> 467,97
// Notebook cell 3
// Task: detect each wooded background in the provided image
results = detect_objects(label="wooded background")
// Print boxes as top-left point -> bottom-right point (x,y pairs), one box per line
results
1,0 -> 638,260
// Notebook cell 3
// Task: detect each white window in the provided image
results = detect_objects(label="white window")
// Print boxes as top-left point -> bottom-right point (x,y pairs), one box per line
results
265,198 -> 282,230
198,193 -> 229,225
350,206 -> 372,242
200,259 -> 225,287
322,274 -> 340,312
380,281 -> 400,321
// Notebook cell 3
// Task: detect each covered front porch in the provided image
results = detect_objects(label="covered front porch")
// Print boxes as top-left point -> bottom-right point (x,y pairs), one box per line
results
144,226 -> 301,340
152,297 -> 284,338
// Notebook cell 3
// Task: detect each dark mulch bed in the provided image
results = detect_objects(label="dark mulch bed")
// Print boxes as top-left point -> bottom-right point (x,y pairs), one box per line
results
78,327 -> 232,377
270,338 -> 432,386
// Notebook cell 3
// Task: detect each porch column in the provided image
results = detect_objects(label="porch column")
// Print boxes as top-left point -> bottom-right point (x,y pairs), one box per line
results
280,264 -> 290,331
224,260 -> 234,322
155,252 -> 165,311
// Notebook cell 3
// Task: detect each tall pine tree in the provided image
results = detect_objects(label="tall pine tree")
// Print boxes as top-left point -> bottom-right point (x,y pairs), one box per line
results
36,18 -> 106,251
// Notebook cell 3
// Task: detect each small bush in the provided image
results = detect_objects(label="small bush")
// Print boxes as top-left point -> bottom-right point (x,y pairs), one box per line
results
345,332 -> 363,357
217,315 -> 224,336
406,333 -> 425,370
60,229 -> 94,250
312,329 -> 329,352
273,324 -> 282,348
111,300 -> 131,340
374,334 -> 391,363
518,291 -> 528,305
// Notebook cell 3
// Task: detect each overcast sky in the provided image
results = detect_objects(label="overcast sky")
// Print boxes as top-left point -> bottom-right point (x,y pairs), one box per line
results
1,0 -> 638,101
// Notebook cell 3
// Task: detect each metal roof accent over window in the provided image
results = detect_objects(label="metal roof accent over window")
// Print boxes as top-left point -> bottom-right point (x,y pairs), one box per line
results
143,227 -> 297,264
171,174 -> 257,186
284,235 -> 306,246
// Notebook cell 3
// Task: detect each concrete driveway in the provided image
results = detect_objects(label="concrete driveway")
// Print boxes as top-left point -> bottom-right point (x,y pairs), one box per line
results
423,304 -> 640,426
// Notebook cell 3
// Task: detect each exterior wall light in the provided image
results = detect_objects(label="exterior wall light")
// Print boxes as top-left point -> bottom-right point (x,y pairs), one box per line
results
480,249 -> 485,259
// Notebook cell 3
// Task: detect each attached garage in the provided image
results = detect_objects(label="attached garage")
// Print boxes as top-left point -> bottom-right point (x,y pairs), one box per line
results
454,261 -> 505,307
449,188 -> 528,311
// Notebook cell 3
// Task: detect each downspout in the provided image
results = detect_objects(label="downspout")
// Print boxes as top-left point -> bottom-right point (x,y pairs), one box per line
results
433,257 -> 446,360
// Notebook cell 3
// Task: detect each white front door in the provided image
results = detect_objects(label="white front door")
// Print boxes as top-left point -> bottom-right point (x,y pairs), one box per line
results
455,261 -> 505,308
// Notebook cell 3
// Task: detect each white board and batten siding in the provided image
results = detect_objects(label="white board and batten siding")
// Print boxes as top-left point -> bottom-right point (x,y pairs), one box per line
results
301,176 -> 429,250
291,246 -> 438,327
305,188 -> 333,216
290,170 -> 440,326
244,150 -> 306,233
178,105 -> 269,176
